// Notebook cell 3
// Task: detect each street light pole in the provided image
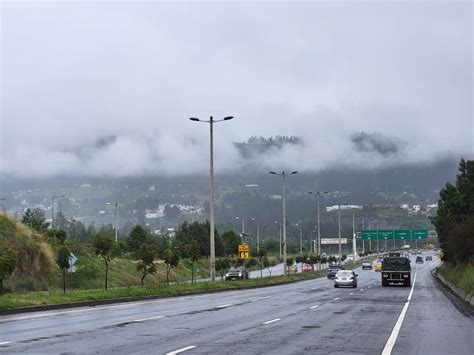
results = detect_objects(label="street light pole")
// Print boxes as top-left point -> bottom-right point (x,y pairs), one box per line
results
51,195 -> 64,229
190,115 -> 234,282
299,220 -> 303,254
338,203 -> 342,262
115,203 -> 118,242
308,191 -> 329,256
270,171 -> 298,276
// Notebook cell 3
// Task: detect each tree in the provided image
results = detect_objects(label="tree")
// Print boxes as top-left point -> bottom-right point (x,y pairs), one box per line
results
263,256 -> 272,277
163,248 -> 180,285
221,230 -> 240,256
256,248 -> 267,278
215,257 -> 231,281
56,245 -> 70,293
245,257 -> 258,270
0,244 -> 17,295
432,159 -> 474,262
126,225 -> 148,253
22,208 -> 49,233
136,244 -> 158,286
186,239 -> 201,284
445,216 -> 474,264
93,234 -> 114,291
308,255 -> 320,271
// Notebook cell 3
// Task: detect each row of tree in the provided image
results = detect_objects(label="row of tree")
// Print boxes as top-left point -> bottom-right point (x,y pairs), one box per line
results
432,159 -> 474,264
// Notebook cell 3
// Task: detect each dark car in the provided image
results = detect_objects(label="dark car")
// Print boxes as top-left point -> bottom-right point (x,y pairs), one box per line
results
425,255 -> 433,261
225,266 -> 249,280
362,262 -> 373,270
327,263 -> 342,279
415,256 -> 424,264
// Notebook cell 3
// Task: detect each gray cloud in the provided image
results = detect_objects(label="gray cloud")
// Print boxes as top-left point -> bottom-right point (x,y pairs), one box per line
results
0,1 -> 472,178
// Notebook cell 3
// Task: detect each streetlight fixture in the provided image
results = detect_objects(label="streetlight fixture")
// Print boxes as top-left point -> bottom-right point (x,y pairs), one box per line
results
51,195 -> 64,228
269,171 -> 298,276
308,191 -> 329,255
189,115 -> 234,282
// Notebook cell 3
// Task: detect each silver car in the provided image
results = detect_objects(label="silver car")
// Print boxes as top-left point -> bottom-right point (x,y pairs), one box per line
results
334,270 -> 358,288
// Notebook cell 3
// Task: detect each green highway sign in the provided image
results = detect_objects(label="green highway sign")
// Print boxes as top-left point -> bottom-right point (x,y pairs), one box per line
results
360,229 -> 429,241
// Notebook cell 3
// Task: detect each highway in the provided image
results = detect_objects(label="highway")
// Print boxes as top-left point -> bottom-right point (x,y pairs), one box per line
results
0,252 -> 472,354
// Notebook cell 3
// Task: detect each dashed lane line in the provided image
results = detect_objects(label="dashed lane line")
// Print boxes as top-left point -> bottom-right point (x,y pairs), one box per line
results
166,345 -> 197,354
216,304 -> 232,309
0,342 -> 12,346
333,297 -> 340,301
310,305 -> 320,310
262,318 -> 281,325
132,315 -> 164,322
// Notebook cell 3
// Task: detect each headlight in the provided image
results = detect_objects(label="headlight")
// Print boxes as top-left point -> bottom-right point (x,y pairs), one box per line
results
225,273 -> 230,277
238,272 -> 242,276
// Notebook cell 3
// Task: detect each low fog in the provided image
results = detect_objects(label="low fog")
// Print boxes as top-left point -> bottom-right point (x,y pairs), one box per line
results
1,1 -> 472,178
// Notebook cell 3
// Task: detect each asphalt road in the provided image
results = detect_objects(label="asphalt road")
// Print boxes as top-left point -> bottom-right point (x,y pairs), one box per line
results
0,252 -> 472,354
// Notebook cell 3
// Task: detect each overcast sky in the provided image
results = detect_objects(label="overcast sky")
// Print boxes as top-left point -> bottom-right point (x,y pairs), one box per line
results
1,0 -> 472,178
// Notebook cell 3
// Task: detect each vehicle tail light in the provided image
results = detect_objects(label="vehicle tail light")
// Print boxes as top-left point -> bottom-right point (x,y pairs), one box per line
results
382,274 -> 388,278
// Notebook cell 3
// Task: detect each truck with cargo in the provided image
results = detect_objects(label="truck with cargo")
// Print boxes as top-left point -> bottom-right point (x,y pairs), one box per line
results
381,253 -> 411,287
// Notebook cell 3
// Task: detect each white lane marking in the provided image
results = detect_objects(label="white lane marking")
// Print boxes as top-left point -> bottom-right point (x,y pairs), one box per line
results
350,293 -> 354,295
216,304 -> 232,309
381,271 -> 418,355
0,342 -> 12,346
256,296 -> 272,301
310,305 -> 320,309
166,345 -> 197,354
333,297 -> 340,301
133,315 -> 164,322
262,318 -> 281,325
360,289 -> 364,291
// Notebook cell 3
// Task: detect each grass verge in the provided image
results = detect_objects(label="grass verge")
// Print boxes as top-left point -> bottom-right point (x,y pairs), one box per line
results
0,258 -> 368,313
437,260 -> 474,296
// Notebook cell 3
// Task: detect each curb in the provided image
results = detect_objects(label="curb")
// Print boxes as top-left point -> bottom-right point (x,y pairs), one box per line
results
432,268 -> 474,314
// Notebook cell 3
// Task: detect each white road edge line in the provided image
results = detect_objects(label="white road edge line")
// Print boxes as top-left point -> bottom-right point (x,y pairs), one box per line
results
166,345 -> 197,355
257,296 -> 272,301
262,318 -> 281,325
349,293 -> 354,295
333,297 -> 340,301
133,315 -> 164,322
0,342 -> 12,346
381,271 -> 418,355
216,304 -> 232,308
310,305 -> 319,309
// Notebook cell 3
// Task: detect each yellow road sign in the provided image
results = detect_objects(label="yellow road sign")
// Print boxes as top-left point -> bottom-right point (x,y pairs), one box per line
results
238,244 -> 250,259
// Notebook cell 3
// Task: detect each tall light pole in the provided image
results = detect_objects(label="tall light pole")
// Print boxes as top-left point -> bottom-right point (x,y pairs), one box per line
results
308,191 -> 329,255
190,115 -> 234,282
298,220 -> 303,254
270,171 -> 298,276
338,203 -> 342,262
275,221 -> 282,257
235,216 -> 245,242
251,217 -> 260,252
51,195 -> 64,228
107,202 -> 119,242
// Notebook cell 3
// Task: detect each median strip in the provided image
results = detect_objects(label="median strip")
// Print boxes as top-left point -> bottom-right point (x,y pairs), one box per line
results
166,345 -> 197,354
262,318 -> 281,325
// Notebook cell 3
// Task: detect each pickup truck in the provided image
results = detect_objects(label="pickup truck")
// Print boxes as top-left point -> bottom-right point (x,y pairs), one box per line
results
381,256 -> 411,287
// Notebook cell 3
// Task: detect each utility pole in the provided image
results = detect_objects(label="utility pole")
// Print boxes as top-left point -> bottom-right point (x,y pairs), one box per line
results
299,220 -> 303,254
115,203 -> 118,242
338,203 -> 342,262
352,211 -> 356,260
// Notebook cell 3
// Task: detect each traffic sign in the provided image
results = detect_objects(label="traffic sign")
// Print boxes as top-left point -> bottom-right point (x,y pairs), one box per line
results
321,238 -> 348,245
360,229 -> 429,240
238,244 -> 250,259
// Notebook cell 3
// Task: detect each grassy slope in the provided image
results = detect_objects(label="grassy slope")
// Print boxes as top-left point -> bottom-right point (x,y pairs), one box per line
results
438,260 -> 474,296
0,258 -> 370,311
